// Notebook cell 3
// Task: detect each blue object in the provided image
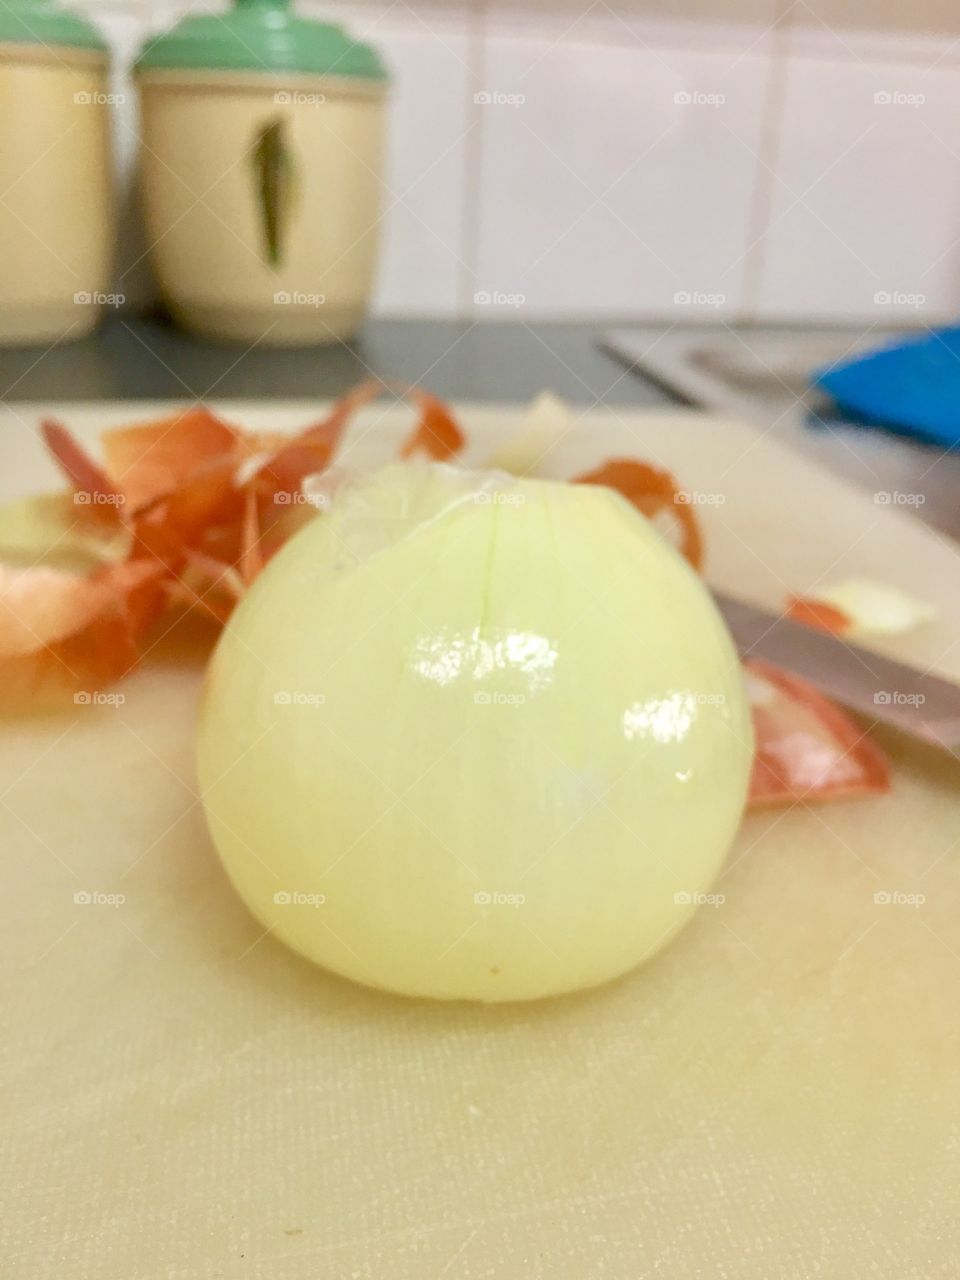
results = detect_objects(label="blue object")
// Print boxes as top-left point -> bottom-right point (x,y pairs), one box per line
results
813,326 -> 960,449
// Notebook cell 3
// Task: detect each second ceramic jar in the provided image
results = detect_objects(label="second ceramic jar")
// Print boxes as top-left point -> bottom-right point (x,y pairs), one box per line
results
0,0 -> 113,344
135,0 -> 389,345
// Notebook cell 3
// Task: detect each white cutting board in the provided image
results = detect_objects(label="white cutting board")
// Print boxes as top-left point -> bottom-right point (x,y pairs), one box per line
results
1,401 -> 958,1279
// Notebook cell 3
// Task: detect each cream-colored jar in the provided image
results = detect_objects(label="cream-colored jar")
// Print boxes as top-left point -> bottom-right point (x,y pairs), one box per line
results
0,40 -> 113,345
137,70 -> 386,345
135,2 -> 389,345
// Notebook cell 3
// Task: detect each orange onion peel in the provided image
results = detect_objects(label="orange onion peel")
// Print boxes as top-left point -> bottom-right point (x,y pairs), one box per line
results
41,418 -> 121,508
0,557 -> 164,705
574,458 -> 704,571
784,595 -> 852,635
744,658 -> 890,807
397,389 -> 465,461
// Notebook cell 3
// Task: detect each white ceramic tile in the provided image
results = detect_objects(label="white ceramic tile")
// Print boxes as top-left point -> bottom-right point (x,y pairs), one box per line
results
783,19 -> 960,67
356,21 -> 475,316
796,0 -> 960,31
471,30 -> 772,319
482,0 -> 782,53
753,56 -> 960,321
296,3 -> 477,316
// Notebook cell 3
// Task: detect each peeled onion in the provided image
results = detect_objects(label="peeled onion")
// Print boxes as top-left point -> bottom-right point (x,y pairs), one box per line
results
197,466 -> 752,1002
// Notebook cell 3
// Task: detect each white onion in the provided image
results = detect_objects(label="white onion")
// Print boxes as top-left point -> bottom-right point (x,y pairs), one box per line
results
198,466 -> 752,1002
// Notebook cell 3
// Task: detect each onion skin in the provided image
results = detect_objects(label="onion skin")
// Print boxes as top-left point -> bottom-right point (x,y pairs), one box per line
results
197,467 -> 753,1002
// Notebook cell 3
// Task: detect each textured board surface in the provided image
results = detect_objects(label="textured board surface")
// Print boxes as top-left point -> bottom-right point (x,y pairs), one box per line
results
1,401 -> 958,1279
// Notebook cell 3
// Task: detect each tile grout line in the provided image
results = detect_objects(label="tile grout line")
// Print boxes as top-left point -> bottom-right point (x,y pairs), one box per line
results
738,0 -> 792,323
456,0 -> 488,318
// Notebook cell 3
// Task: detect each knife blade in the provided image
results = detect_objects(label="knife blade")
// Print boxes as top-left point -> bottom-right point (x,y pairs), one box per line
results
714,590 -> 960,752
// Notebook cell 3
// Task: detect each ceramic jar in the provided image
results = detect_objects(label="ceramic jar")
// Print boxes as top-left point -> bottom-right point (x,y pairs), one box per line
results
0,0 -> 113,344
135,0 -> 389,345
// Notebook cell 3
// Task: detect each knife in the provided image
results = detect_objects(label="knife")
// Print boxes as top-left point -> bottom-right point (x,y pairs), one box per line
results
714,590 -> 960,752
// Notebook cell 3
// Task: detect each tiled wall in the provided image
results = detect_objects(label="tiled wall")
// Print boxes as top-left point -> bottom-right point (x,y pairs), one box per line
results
79,0 -> 960,322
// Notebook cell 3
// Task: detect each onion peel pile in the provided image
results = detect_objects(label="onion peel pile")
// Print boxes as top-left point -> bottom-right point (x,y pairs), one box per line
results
2,382 -> 462,705
0,382 -> 893,813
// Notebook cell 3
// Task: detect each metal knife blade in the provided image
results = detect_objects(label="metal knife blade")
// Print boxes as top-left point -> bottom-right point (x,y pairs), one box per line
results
714,590 -> 960,752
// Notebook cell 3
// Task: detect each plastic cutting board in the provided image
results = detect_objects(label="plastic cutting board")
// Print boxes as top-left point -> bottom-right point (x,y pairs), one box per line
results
1,401 -> 958,1279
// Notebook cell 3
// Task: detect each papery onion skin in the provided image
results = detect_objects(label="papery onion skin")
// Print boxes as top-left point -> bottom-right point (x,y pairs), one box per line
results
197,467 -> 753,1002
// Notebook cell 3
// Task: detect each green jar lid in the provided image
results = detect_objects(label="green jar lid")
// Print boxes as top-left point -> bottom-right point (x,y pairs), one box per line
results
136,0 -> 387,80
0,0 -> 107,52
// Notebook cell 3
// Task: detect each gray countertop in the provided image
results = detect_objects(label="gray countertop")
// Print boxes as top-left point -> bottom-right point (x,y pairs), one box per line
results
2,314 -> 956,540
0,315 -> 671,407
